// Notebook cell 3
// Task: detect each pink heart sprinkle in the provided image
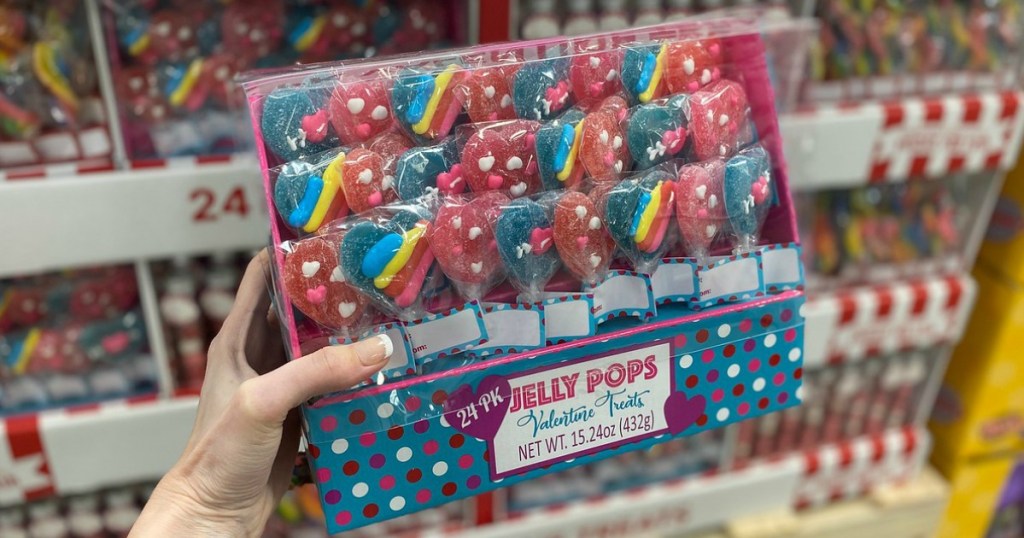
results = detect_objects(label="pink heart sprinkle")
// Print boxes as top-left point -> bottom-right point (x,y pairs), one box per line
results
576,236 -> 589,248
697,208 -> 708,218
708,43 -> 721,57
712,67 -> 721,80
488,112 -> 498,121
589,82 -> 604,97
307,286 -> 327,304
302,110 -> 329,143
102,332 -> 130,354
367,191 -> 383,207
452,245 -> 463,255
356,123 -> 372,139
688,81 -> 699,92
487,174 -> 504,189
526,133 -> 536,146
603,151 -> 615,166
617,108 -> 628,122
530,227 -> 555,254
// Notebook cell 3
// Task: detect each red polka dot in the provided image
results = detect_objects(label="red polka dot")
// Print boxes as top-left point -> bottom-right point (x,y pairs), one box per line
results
407,468 -> 422,483
405,396 -> 421,412
773,372 -> 785,385
739,319 -> 753,332
748,358 -> 761,372
723,344 -> 736,358
701,349 -> 715,363
781,309 -> 793,322
325,490 -> 341,505
706,369 -> 719,382
711,388 -> 724,402
696,329 -> 710,343
760,314 -> 773,328
363,504 -> 379,518
784,329 -> 797,342
349,409 -> 366,425
388,426 -> 404,440
360,431 -> 377,447
738,402 -> 750,416
343,461 -> 360,476
732,384 -> 745,396
743,339 -> 756,352
320,416 -> 337,432
316,468 -> 331,483
416,489 -> 432,503
449,434 -> 465,448
442,482 -> 458,496
414,419 -> 429,434
432,390 -> 448,405
467,475 -> 482,489
369,453 -> 385,469
308,444 -> 320,458
696,414 -> 708,426
769,354 -> 781,366
335,511 -> 352,526
380,475 -> 396,490
794,368 -> 803,379
758,398 -> 769,409
778,392 -> 789,404
685,375 -> 699,388
459,454 -> 474,468
483,450 -> 490,462
424,440 -> 439,455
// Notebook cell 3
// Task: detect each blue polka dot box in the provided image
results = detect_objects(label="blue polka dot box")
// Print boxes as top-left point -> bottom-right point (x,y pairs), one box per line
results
239,19 -> 806,534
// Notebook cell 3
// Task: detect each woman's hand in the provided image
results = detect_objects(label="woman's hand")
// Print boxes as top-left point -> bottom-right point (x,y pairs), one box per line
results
131,251 -> 392,536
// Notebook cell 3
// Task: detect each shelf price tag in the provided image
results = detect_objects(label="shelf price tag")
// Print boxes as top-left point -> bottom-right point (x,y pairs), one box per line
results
189,185 -> 250,223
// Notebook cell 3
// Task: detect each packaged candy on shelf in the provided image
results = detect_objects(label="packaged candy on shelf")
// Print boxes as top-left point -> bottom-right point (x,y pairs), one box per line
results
242,19 -> 804,532
271,148 -> 350,234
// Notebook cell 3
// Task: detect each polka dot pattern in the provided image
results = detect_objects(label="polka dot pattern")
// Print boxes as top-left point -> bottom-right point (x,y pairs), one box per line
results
303,296 -> 804,533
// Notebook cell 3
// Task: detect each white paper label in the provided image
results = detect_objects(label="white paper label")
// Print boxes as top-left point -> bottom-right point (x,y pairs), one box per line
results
79,127 -> 112,158
652,260 -> 697,301
699,257 -> 761,302
540,295 -> 595,341
0,141 -> 36,166
479,305 -> 544,350
591,273 -> 654,322
762,247 -> 801,287
34,133 -> 79,161
405,307 -> 486,360
379,325 -> 414,374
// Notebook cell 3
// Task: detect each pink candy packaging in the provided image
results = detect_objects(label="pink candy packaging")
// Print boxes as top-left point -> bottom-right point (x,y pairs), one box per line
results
242,18 -> 806,533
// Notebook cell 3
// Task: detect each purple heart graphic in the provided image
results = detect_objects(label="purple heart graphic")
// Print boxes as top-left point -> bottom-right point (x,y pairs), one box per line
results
444,375 -> 511,441
664,392 -> 706,435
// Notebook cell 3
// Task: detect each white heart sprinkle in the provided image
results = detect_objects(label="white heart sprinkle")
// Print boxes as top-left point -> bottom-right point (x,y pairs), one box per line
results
347,98 -> 365,114
589,216 -> 601,230
471,261 -> 483,274
478,155 -> 495,172
339,302 -> 357,318
382,175 -> 394,190
358,169 -> 373,184
605,69 -> 618,81
701,68 -> 712,84
719,145 -> 727,156
510,182 -> 528,197
451,216 -> 462,229
575,205 -> 588,219
613,135 -> 622,149
599,130 -> 609,144
705,224 -> 717,238
589,254 -> 602,268
683,58 -> 695,75
468,226 -> 482,240
589,57 -> 601,68
301,261 -> 321,278
695,185 -> 707,199
506,156 -> 523,170
371,105 -> 388,120
708,194 -> 718,208
330,267 -> 345,283
521,242 -> 533,254
515,246 -> 524,259
705,110 -> 714,122
719,113 -> 729,127
614,160 -> 623,173
484,85 -> 496,98
500,94 -> 512,107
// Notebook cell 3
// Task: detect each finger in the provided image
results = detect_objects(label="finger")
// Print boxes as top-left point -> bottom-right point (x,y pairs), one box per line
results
239,335 -> 394,425
220,250 -> 274,339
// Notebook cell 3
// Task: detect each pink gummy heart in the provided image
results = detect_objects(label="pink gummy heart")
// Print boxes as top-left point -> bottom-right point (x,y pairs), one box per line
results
282,235 -> 370,330
460,65 -> 519,123
689,79 -> 749,161
366,131 -> 415,177
553,190 -> 616,284
580,98 -> 631,181
428,191 -> 510,299
340,148 -> 397,213
437,164 -> 467,195
462,120 -> 542,197
675,160 -> 727,258
329,80 -> 394,145
570,50 -> 623,109
664,40 -> 722,95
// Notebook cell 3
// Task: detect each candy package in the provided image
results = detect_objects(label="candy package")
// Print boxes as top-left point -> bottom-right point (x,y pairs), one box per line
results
596,164 -> 679,274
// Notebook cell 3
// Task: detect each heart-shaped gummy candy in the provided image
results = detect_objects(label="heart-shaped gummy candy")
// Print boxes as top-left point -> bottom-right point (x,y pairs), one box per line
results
724,144 -> 772,246
579,96 -> 631,181
391,65 -> 467,143
461,120 -> 542,197
394,138 -> 460,200
329,79 -> 393,145
340,148 -> 398,213
282,235 -> 369,330
534,108 -> 586,191
553,190 -> 616,285
460,65 -> 519,123
675,160 -> 727,261
569,50 -> 622,109
601,168 -> 677,273
512,58 -> 573,121
664,40 -> 722,95
428,191 -> 509,299
494,198 -> 561,299
620,43 -> 669,105
261,86 -> 335,161
689,79 -> 750,161
627,94 -> 690,171
273,149 -> 350,233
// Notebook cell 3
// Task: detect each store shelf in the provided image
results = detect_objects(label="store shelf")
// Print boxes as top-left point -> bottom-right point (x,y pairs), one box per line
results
0,155 -> 267,277
802,274 -> 976,368
780,90 -> 1024,190
0,394 -> 197,506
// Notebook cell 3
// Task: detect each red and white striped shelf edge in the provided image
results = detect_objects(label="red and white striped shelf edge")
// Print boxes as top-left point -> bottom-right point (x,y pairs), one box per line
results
802,274 -> 977,368
781,90 -> 1024,191
0,393 -> 198,507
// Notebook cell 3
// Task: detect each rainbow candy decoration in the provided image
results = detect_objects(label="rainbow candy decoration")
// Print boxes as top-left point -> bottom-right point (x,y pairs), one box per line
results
628,179 -> 675,253
32,43 -> 78,113
622,43 -> 668,104
392,64 -> 465,142
359,220 -> 435,308
290,15 -> 327,52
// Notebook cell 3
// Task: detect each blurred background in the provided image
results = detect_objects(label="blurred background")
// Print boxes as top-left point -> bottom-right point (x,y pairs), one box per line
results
0,0 -> 1022,536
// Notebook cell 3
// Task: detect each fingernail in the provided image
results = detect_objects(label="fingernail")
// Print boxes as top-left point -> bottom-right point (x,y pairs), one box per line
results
352,334 -> 394,366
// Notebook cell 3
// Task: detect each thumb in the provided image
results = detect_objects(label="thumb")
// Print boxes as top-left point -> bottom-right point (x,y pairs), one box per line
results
239,335 -> 394,425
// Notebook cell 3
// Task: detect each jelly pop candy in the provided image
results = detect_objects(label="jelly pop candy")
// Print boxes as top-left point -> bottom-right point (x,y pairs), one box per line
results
339,205 -> 436,320
689,79 -> 750,161
339,148 -> 399,213
724,144 -> 772,253
460,64 -> 519,123
329,79 -> 394,145
512,58 -> 573,121
569,50 -> 623,109
663,39 -> 722,95
620,43 -> 669,105
495,198 -> 561,302
461,120 -> 542,197
261,86 -> 334,161
273,148 -> 349,233
553,190 -> 616,285
579,96 -> 631,181
394,137 -> 461,200
428,192 -> 510,300
534,108 -> 586,191
601,167 -> 677,274
282,234 -> 370,331
627,94 -> 689,171
391,65 -> 467,143
675,160 -> 727,265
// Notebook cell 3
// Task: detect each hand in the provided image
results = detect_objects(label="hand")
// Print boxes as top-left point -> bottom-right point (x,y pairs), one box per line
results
131,251 -> 393,537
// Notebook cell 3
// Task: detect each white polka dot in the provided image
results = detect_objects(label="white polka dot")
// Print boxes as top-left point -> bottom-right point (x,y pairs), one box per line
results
798,303 -> 807,319
716,408 -> 730,421
433,461 -> 448,476
396,447 -> 412,462
377,402 -> 395,418
439,414 -> 450,428
753,378 -> 766,392
352,482 -> 369,498
764,334 -> 777,348
390,496 -> 406,511
789,348 -> 801,361
679,354 -> 693,369
717,324 -> 731,338
727,364 -> 740,378
331,439 -> 349,454
795,385 -> 806,401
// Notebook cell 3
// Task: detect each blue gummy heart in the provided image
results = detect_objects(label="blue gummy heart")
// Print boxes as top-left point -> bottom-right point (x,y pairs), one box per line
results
620,44 -> 660,105
534,108 -> 585,190
604,168 -> 675,271
513,59 -> 573,121
273,160 -> 320,228
626,94 -> 689,170
495,198 -> 561,297
724,144 -> 772,238
394,138 -> 459,200
261,87 -> 335,162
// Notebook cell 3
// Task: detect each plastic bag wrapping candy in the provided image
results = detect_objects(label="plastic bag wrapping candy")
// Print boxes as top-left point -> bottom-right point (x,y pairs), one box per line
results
427,192 -> 510,301
627,94 -> 691,171
394,137 -> 461,200
549,189 -> 616,286
458,63 -> 520,123
675,159 -> 728,265
329,78 -> 395,146
390,62 -> 468,144
494,197 -> 562,303
272,147 -> 350,234
261,82 -> 336,162
568,47 -> 625,111
512,57 -> 574,121
724,143 -> 773,253
598,164 -> 679,274
338,201 -> 439,321
534,108 -> 587,191
688,78 -> 751,161
460,120 -> 542,198
577,95 -> 632,182
279,234 -> 372,334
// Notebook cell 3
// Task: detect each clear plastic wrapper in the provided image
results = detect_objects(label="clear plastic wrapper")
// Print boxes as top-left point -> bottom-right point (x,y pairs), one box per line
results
329,78 -> 394,146
390,62 -> 469,143
568,47 -> 625,110
279,234 -> 372,334
675,158 -> 728,264
494,197 -> 562,301
724,143 -> 773,253
457,63 -> 520,124
512,56 -> 574,121
597,164 -> 679,274
577,95 -> 632,181
627,94 -> 691,171
394,137 -> 461,199
427,192 -> 510,300
534,108 -> 587,190
620,38 -> 724,105
271,147 -> 349,234
459,119 -> 542,197
261,83 -> 337,162
550,189 -> 617,285
688,78 -> 753,161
